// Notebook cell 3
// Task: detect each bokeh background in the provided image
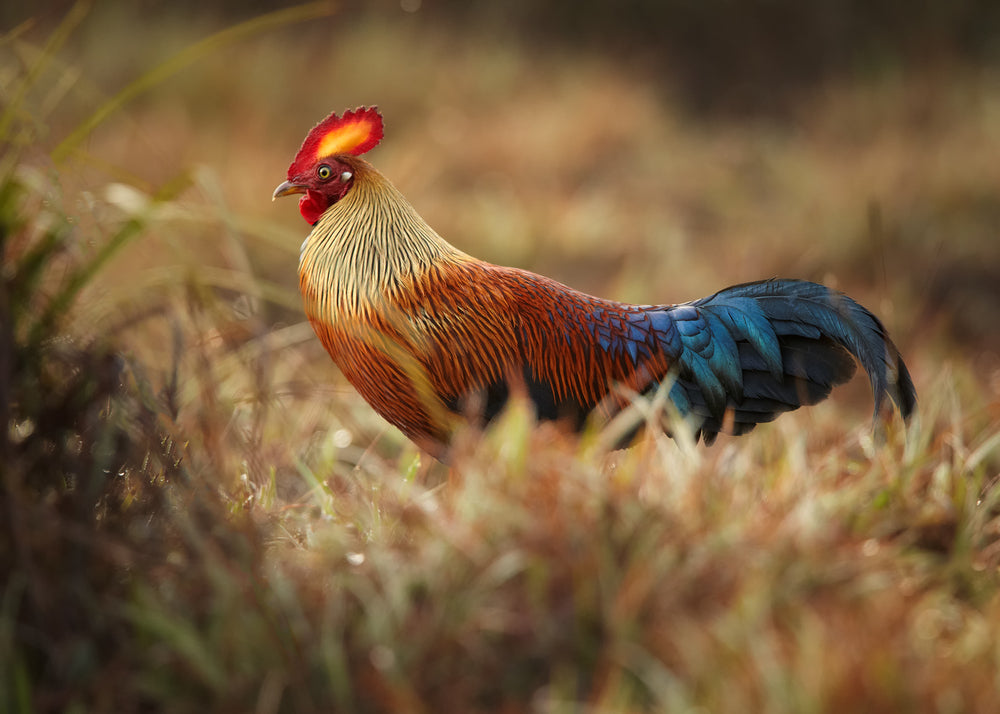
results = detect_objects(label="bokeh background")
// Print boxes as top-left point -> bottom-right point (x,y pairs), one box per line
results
4,2 -> 1000,710
8,0 -> 1000,373
8,0 -> 1000,364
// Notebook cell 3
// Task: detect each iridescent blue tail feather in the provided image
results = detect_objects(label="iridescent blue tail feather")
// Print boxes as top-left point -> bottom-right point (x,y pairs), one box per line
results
646,279 -> 915,443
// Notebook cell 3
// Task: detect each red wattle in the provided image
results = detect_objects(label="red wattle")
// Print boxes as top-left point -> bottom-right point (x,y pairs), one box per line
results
298,190 -> 329,226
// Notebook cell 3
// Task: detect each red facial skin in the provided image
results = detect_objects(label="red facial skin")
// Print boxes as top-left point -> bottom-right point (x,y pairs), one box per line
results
287,158 -> 355,225
278,106 -> 383,225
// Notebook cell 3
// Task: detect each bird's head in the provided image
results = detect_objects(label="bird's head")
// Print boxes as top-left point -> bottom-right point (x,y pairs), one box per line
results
273,106 -> 384,225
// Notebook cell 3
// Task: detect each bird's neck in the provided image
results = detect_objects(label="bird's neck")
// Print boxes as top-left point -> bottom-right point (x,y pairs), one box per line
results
299,162 -> 468,321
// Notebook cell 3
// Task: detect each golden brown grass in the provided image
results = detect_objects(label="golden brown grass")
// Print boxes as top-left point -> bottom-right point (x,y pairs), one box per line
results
3,4 -> 1000,712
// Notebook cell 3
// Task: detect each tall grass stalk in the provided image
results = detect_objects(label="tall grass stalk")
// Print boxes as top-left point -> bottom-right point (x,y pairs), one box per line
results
50,1 -> 339,164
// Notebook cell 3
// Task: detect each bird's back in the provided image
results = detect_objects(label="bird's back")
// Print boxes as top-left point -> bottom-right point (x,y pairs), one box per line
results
305,253 -> 674,452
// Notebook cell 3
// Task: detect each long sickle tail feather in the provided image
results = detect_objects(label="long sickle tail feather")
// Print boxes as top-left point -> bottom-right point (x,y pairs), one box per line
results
653,279 -> 915,443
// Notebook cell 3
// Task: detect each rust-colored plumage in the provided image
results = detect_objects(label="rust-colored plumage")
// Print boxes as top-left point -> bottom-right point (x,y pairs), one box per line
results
275,107 -> 916,458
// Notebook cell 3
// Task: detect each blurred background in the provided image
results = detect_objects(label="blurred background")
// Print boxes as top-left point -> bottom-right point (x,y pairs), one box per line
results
4,0 -> 1000,441
5,4 -> 1000,709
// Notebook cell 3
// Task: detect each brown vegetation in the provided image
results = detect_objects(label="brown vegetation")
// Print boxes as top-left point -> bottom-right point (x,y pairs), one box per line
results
3,3 -> 999,711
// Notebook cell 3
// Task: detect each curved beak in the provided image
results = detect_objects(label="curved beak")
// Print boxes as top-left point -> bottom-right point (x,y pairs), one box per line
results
272,180 -> 306,201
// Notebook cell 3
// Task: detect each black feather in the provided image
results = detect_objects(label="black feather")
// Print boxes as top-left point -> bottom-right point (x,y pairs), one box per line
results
660,279 -> 915,442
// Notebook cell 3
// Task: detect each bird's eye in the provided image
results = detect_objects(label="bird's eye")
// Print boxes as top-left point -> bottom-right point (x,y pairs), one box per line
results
340,171 -> 353,182
317,164 -> 333,180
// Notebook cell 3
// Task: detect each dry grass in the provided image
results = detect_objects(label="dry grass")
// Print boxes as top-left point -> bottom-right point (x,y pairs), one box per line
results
3,4 -> 1000,712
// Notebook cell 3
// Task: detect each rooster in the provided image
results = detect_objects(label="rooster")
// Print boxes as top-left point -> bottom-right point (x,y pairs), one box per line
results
274,107 -> 916,458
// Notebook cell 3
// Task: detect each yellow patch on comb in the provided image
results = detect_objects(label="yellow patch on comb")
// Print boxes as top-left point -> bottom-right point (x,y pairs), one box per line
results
288,107 -> 384,179
317,121 -> 369,158
314,107 -> 384,160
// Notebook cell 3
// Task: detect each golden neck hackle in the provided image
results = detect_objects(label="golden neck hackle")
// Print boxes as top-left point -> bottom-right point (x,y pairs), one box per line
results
298,160 -> 469,323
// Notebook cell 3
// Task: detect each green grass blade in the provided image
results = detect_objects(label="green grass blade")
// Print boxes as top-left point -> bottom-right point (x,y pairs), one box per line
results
27,173 -> 191,345
0,0 -> 92,142
50,1 -> 339,164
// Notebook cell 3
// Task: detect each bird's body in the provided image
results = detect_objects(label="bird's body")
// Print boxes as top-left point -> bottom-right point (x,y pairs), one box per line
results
276,107 -> 915,458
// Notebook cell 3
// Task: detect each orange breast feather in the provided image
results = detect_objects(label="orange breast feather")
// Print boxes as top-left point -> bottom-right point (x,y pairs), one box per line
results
306,258 -> 673,451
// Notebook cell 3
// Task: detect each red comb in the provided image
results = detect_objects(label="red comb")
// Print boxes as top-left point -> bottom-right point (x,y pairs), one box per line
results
288,107 -> 384,176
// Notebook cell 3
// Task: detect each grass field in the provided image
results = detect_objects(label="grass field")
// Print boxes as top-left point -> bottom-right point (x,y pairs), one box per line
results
3,3 -> 1000,712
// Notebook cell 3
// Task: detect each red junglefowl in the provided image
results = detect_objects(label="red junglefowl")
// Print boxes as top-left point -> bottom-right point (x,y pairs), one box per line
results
274,107 -> 916,459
